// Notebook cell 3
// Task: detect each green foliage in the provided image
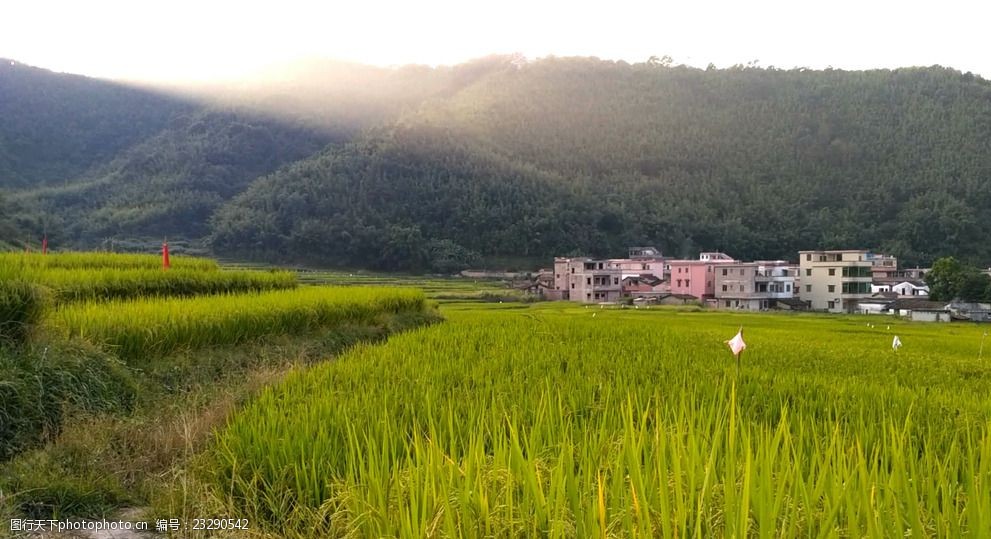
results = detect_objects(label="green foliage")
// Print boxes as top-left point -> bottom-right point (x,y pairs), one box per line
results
926,256 -> 991,301
208,304 -> 991,537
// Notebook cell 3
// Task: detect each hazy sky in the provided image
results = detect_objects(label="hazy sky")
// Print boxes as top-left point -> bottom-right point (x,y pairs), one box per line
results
1,0 -> 988,82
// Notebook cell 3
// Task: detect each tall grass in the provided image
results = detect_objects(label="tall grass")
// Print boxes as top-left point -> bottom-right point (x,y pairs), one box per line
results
209,306 -> 991,537
46,287 -> 427,361
0,342 -> 137,461
0,252 -> 218,272
0,279 -> 46,346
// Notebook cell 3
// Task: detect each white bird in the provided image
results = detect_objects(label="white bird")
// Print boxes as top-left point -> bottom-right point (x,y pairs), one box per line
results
892,335 -> 902,351
592,313 -> 597,318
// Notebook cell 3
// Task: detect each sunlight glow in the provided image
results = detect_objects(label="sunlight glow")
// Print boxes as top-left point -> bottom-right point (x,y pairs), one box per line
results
1,0 -> 988,82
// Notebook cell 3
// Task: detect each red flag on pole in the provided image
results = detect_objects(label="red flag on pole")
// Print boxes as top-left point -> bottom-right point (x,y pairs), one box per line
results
162,240 -> 171,270
42,235 -> 48,255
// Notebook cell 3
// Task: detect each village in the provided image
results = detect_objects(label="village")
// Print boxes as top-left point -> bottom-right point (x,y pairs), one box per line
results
513,247 -> 991,322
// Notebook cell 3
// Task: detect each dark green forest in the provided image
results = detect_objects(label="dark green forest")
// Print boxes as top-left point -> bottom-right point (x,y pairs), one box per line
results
2,56 -> 991,270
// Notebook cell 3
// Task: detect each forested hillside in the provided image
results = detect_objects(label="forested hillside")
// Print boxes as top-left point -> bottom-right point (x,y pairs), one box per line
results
0,59 -> 191,188
18,110 -> 330,240
3,56 -> 991,270
211,58 -> 991,269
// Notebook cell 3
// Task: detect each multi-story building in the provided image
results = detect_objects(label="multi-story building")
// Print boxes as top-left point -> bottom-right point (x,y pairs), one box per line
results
667,252 -> 736,300
552,257 -> 623,303
609,246 -> 664,274
799,249 -> 874,312
714,261 -> 798,310
867,253 -> 898,280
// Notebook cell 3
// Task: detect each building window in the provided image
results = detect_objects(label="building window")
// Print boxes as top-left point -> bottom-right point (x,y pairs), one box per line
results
556,274 -> 560,279
571,268 -> 575,274
613,278 -> 619,285
828,300 -> 835,309
685,279 -> 690,287
571,283 -> 575,289
722,285 -> 727,291
677,279 -> 682,287
722,268 -> 727,276
739,269 -> 745,276
587,277 -> 591,285
739,285 -> 744,292
842,282 -> 871,294
806,285 -> 812,293
828,268 -> 835,276
725,300 -> 731,307
828,285 -> 835,293
836,254 -> 843,261
805,268 -> 812,277
786,284 -> 791,292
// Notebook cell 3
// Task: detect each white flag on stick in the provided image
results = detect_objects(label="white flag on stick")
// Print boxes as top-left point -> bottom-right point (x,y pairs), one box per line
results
892,335 -> 902,351
726,327 -> 746,356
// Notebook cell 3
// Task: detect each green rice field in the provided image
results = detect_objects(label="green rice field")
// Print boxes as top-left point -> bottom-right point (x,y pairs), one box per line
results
47,286 -> 426,361
5,252 -> 989,537
0,251 -> 218,271
224,263 -> 518,301
210,302 -> 991,537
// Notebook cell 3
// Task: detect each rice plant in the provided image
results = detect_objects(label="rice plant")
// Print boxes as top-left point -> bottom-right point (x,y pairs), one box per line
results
27,267 -> 296,304
0,252 -> 218,272
45,287 -> 427,361
208,304 -> 991,537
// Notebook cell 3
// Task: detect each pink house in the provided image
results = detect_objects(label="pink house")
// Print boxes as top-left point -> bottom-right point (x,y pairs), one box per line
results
667,252 -> 736,300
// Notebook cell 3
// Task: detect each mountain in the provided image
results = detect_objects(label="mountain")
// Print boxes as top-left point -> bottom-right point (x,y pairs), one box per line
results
212,58 -> 991,269
0,59 -> 191,189
3,56 -> 991,269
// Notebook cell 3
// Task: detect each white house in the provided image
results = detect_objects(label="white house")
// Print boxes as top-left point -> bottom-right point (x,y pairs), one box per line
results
871,280 -> 929,297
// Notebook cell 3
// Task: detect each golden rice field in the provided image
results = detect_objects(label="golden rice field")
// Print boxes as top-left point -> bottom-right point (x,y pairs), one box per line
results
210,302 -> 991,538
0,251 -> 218,271
46,286 -> 427,361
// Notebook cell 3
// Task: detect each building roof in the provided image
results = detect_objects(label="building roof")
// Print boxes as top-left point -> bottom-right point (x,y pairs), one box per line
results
798,249 -> 871,253
873,278 -> 928,287
885,298 -> 949,312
